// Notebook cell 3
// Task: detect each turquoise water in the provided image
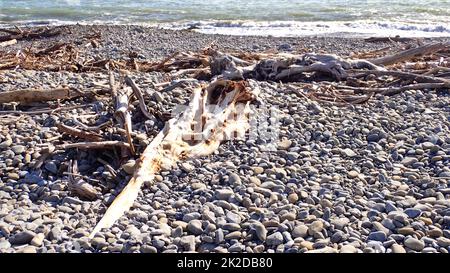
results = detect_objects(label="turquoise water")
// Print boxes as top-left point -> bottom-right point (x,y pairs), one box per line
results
1,0 -> 450,37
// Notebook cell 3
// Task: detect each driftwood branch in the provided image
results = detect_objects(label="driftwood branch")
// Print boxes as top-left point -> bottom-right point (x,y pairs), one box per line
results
56,122 -> 104,142
0,39 -> 17,48
89,80 -> 257,237
124,75 -> 153,119
349,69 -> 450,83
370,42 -> 449,66
56,141 -> 131,150
68,160 -> 99,201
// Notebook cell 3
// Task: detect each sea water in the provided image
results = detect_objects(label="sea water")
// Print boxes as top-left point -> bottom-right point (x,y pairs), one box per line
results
0,0 -> 449,37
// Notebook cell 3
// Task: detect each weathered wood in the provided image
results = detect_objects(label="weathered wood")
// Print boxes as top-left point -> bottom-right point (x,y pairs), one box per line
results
56,122 -> 104,142
0,103 -> 94,116
124,75 -> 153,119
364,36 -> 415,43
0,88 -> 80,104
370,42 -> 449,66
0,39 -> 17,48
68,160 -> 99,201
349,69 -> 449,83
109,72 -> 135,155
56,141 -> 131,150
0,27 -> 61,42
89,80 -> 257,238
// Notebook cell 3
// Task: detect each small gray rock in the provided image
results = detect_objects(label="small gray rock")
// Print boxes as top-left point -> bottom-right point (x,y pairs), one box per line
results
44,161 -> 58,174
9,231 -> 36,245
404,208 -> 422,218
266,232 -> 284,246
253,222 -> 267,241
187,220 -> 203,235
368,231 -> 387,242
292,224 -> 308,238
215,189 -> 234,200
404,237 -> 424,251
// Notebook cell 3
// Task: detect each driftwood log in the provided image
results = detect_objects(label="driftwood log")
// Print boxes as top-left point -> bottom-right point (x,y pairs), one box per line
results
0,87 -> 82,104
89,79 -> 258,238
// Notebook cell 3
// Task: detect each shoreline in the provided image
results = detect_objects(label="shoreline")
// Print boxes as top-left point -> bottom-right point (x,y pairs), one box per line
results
1,24 -> 448,63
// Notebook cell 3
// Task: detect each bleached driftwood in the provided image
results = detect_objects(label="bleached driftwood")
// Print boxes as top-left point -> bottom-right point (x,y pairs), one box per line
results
124,75 -> 153,119
109,72 -> 135,155
0,39 -> 17,48
57,141 -> 131,150
89,79 -> 258,238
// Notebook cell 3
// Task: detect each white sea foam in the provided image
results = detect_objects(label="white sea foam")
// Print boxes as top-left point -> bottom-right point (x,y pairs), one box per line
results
1,19 -> 449,38
159,20 -> 450,38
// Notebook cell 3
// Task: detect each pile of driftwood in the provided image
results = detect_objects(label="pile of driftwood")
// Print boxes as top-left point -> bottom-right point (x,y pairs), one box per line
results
0,26 -> 61,47
1,28 -> 449,237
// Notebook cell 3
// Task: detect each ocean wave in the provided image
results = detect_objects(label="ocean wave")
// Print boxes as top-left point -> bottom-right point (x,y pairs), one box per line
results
1,18 -> 449,38
160,20 -> 450,37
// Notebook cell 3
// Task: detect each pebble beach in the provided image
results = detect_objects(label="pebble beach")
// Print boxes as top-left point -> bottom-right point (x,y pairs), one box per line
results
0,25 -> 449,254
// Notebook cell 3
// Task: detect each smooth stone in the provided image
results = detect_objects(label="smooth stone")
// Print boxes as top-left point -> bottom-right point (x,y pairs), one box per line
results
347,171 -> 359,179
391,244 -> 406,253
340,244 -> 357,253
141,245 -> 157,253
0,139 -> 12,149
288,193 -> 298,204
368,231 -> 387,242
122,160 -> 136,175
427,229 -> 443,238
91,237 -> 108,249
331,218 -> 349,230
187,220 -> 203,235
404,237 -> 425,251
226,211 -> 241,224
44,161 -> 58,174
0,240 -> 11,250
292,225 -> 308,238
398,227 -> 415,235
307,247 -> 337,253
17,246 -> 37,253
342,148 -> 357,157
215,189 -> 234,200
280,212 -> 296,222
266,232 -> 284,246
228,173 -> 241,185
436,237 -> 450,247
11,145 -> 26,154
9,231 -> 36,245
225,231 -> 242,240
253,222 -> 267,241
373,222 -> 390,235
252,167 -> 264,174
299,241 -> 314,250
401,157 -> 417,166
404,208 -> 422,218
308,221 -> 324,236
278,139 -> 292,150
180,235 -> 196,251
30,233 -> 45,247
